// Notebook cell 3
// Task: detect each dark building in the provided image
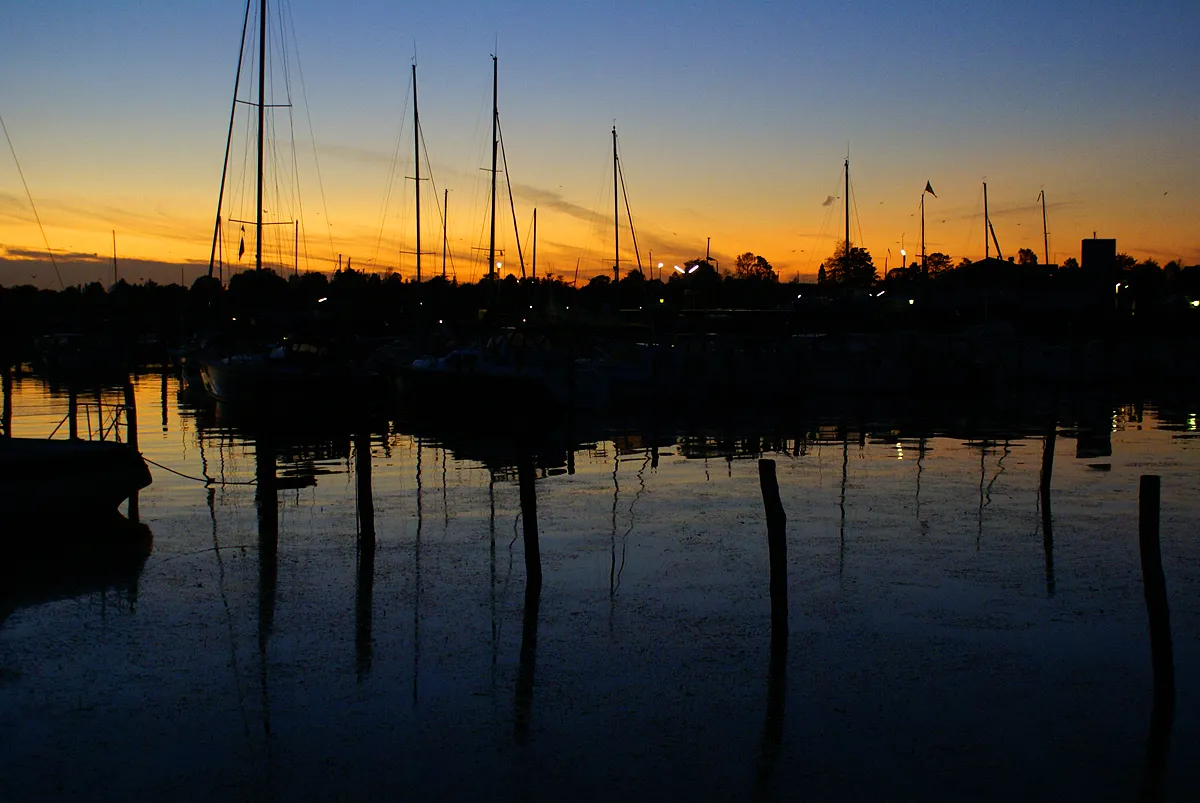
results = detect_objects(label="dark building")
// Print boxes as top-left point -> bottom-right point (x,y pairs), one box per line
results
1081,238 -> 1117,274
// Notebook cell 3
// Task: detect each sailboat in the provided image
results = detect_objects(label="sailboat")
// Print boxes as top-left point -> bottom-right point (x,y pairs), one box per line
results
197,0 -> 381,409
397,58 -> 609,413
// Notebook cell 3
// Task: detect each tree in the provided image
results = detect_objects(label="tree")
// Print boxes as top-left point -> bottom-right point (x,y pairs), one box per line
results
1017,248 -> 1038,265
924,252 -> 953,275
734,252 -> 778,281
1061,257 -> 1079,270
1115,253 -> 1137,272
820,241 -> 876,288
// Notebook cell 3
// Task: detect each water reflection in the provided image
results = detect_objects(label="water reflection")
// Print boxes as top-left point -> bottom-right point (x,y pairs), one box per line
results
0,513 -> 152,624
4,370 -> 1198,801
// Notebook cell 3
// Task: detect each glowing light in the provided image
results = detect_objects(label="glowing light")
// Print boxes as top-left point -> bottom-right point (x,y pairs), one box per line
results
908,299 -> 914,305
688,264 -> 700,274
674,266 -> 685,274
317,297 -> 328,302
659,298 -> 664,304
895,443 -> 904,460
657,262 -> 664,268
1191,300 -> 1199,307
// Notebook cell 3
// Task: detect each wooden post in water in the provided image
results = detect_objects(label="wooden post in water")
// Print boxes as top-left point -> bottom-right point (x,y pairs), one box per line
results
1040,421 -> 1056,596
1,363 -> 11,438
518,456 -> 542,592
1138,474 -> 1174,801
515,454 -> 542,743
1139,475 -> 1174,705
355,431 -> 376,680
758,459 -> 788,643
68,382 -> 79,440
755,458 -> 788,797
123,377 -> 140,522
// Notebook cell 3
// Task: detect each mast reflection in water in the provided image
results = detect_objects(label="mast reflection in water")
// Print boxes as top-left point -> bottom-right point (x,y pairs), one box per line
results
1,372 -> 1199,801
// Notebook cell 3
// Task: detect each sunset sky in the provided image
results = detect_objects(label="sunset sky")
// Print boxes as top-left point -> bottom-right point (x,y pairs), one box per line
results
2,0 -> 1197,288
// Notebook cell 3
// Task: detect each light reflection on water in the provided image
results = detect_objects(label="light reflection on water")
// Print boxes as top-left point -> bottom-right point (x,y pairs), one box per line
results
1,370 -> 1199,801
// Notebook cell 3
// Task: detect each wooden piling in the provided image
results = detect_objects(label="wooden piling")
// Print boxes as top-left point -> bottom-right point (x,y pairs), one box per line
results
1138,474 -> 1174,802
1139,475 -> 1174,706
354,431 -> 376,679
1,363 -> 11,438
518,457 -> 542,592
1040,422 -> 1056,596
123,377 -> 140,522
68,383 -> 79,440
758,458 -> 788,641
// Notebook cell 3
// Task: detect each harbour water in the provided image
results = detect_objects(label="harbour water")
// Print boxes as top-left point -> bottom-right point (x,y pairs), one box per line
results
1,370 -> 1198,801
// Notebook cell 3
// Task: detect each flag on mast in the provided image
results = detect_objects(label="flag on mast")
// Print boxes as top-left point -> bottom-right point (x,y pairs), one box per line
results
924,181 -> 937,198
238,225 -> 245,260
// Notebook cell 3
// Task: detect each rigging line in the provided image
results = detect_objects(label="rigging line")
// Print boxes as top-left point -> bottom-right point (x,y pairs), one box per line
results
419,119 -> 445,230
848,172 -> 867,254
495,117 -> 526,278
372,80 -> 412,270
210,0 -> 252,278
616,149 -> 642,271
283,4 -> 335,268
0,113 -> 64,290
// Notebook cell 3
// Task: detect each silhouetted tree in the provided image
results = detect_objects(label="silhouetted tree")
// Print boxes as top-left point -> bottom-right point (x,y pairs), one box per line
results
734,252 -> 778,281
1017,248 -> 1038,265
1115,253 -> 1137,272
1062,257 -> 1080,270
925,252 -> 953,275
820,241 -> 876,288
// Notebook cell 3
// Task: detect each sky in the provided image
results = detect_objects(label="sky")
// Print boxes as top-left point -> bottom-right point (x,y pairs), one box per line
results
2,0 -> 1198,289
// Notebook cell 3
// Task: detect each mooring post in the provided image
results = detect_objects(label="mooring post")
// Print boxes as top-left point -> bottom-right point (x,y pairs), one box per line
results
1,362 -> 12,438
1139,475 -> 1174,706
758,458 -> 788,642
1138,474 -> 1174,801
123,377 -> 140,522
518,456 -> 543,592
354,431 -> 376,680
1040,421 -> 1056,596
68,382 -> 79,440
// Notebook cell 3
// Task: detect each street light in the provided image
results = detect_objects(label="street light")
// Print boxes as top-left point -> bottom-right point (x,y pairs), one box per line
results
900,249 -> 906,268
674,265 -> 685,274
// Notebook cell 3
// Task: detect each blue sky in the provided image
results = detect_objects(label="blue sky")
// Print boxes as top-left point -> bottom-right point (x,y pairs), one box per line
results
2,0 -> 1198,286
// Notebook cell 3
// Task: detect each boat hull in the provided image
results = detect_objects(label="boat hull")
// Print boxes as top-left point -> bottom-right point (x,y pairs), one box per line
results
0,438 -> 152,517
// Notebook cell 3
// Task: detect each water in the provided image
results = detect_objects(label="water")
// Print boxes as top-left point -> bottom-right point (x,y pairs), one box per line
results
1,370 -> 1198,801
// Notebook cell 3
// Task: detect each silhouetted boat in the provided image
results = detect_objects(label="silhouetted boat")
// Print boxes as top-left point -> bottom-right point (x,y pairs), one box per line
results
0,437 -> 151,517
398,330 -> 610,413
198,339 -> 383,406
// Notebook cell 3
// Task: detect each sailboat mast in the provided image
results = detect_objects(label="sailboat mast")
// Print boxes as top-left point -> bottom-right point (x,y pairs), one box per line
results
112,230 -> 118,285
983,181 -> 989,260
413,63 -> 421,284
532,207 -> 537,281
488,56 -> 497,281
1040,190 -> 1049,265
613,125 -> 619,282
442,188 -> 448,280
255,0 -> 266,272
843,156 -> 850,275
920,193 -> 925,272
